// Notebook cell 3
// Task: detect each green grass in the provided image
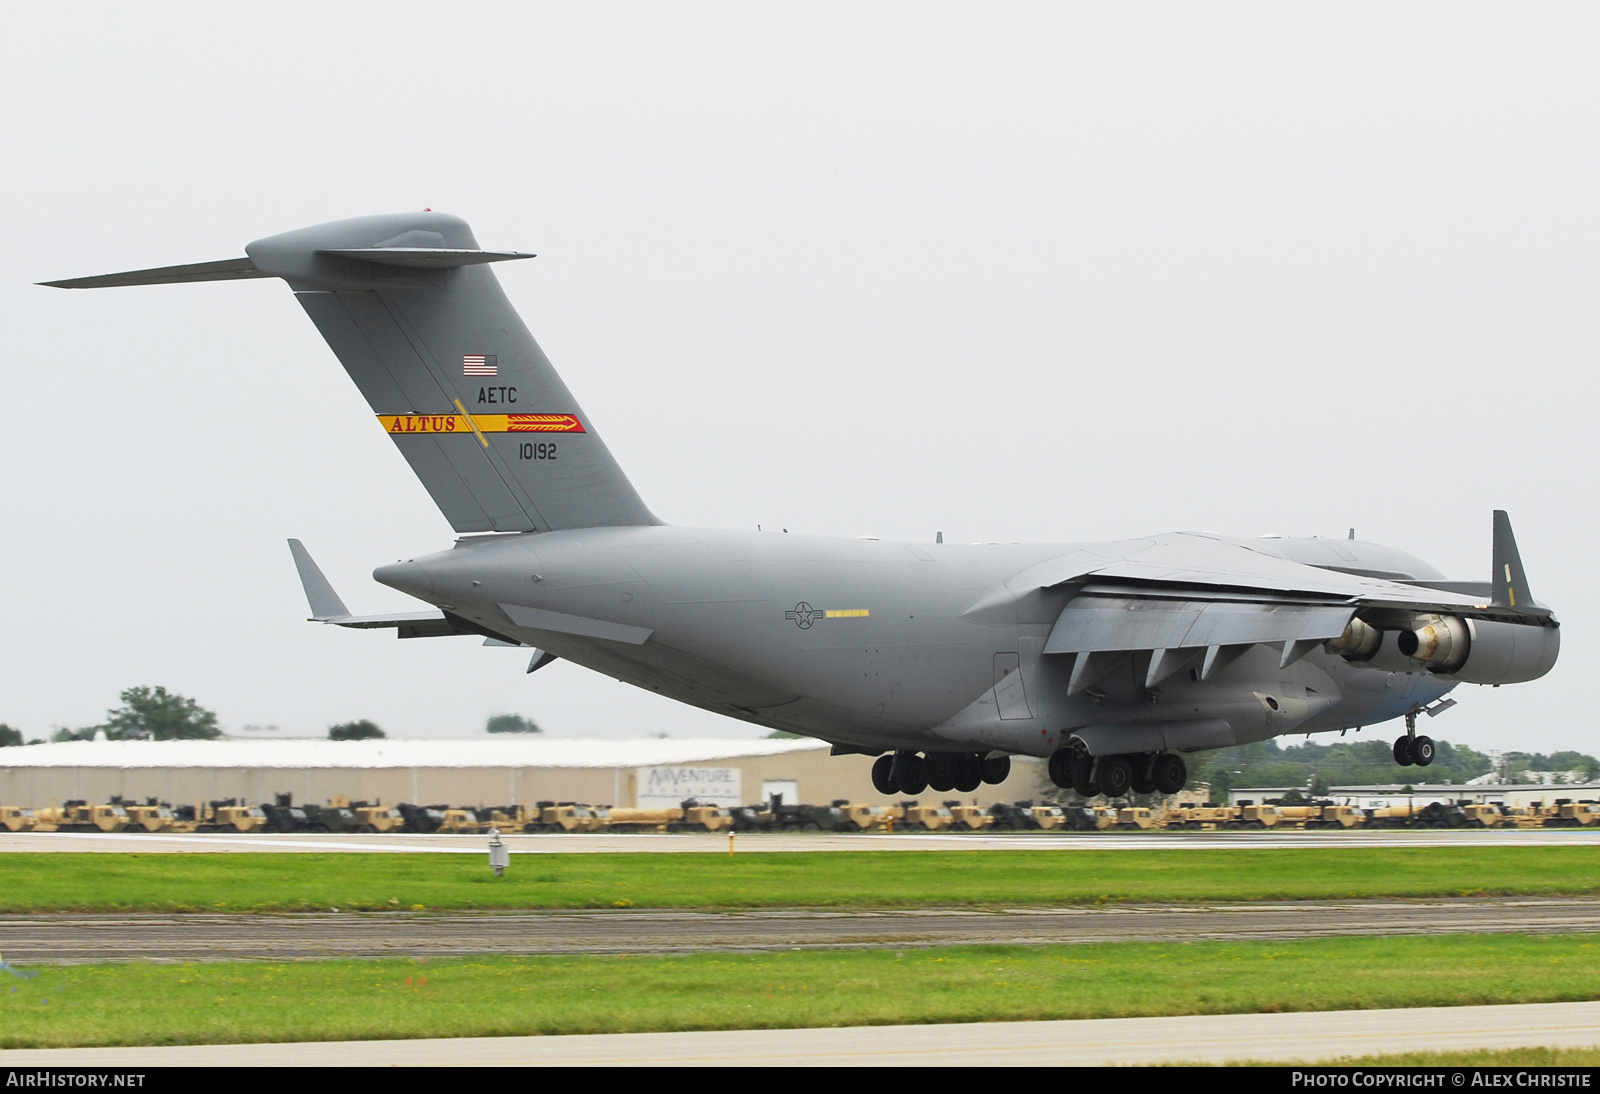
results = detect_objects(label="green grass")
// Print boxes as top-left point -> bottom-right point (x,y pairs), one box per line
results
4,846 -> 1599,912
4,934 -> 1600,1048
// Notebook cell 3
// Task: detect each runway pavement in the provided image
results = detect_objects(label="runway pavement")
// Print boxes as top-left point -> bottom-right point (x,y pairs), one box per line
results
5,1000 -> 1600,1065
5,828 -> 1600,852
7,897 -> 1600,963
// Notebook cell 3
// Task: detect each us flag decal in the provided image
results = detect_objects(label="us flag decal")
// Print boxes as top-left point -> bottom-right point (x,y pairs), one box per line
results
463,354 -> 498,376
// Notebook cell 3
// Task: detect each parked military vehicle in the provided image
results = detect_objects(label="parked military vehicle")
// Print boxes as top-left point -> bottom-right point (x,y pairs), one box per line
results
49,800 -> 131,833
676,803 -> 735,832
605,807 -> 683,833
113,797 -> 185,833
199,799 -> 270,833
1114,806 -> 1160,830
840,802 -> 903,830
900,802 -> 955,831
1546,799 -> 1600,827
261,793 -> 313,833
350,801 -> 407,833
0,806 -> 40,832
946,803 -> 993,830
527,802 -> 608,833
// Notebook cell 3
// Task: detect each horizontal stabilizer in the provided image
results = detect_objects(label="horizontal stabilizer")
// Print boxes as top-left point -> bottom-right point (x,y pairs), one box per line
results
39,257 -> 269,289
317,247 -> 533,268
288,538 -> 515,641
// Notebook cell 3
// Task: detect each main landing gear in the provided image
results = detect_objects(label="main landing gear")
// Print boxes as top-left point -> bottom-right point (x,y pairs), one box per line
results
1393,709 -> 1436,768
871,751 -> 1012,796
1047,749 -> 1188,798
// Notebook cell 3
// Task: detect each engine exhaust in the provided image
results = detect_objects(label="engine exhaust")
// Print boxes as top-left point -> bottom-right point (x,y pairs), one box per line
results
1397,614 -> 1470,672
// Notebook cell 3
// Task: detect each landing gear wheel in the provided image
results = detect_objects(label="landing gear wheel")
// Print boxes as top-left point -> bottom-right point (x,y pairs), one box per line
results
1099,755 -> 1134,799
954,754 -> 983,793
1047,751 -> 1072,789
1071,753 -> 1100,798
981,754 -> 1011,785
1130,756 -> 1156,796
1153,753 -> 1188,796
1411,735 -> 1436,767
1393,735 -> 1415,766
926,754 -> 956,793
892,751 -> 927,796
871,755 -> 897,796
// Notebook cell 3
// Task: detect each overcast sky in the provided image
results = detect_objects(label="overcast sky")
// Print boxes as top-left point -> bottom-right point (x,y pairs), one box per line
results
1,3 -> 1594,752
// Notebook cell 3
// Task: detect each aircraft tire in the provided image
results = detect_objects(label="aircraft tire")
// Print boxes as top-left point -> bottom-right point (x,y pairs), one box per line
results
1153,753 -> 1188,796
1412,735 -> 1436,767
1130,758 -> 1157,795
1393,736 -> 1415,766
1070,753 -> 1100,798
954,754 -> 983,793
1047,751 -> 1073,789
926,754 -> 956,793
1099,755 -> 1134,798
893,752 -> 928,796
871,755 -> 897,796
982,754 -> 1011,785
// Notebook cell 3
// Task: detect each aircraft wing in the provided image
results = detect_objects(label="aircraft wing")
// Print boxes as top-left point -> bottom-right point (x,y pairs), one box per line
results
964,512 -> 1554,691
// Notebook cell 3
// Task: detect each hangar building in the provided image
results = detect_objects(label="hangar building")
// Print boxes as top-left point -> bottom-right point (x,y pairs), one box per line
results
0,737 -> 1048,811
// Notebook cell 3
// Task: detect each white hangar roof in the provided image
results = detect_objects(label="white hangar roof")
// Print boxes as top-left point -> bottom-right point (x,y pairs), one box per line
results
0,737 -> 828,770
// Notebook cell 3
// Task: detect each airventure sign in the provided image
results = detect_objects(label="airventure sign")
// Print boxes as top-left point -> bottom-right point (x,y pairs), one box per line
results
636,766 -> 742,808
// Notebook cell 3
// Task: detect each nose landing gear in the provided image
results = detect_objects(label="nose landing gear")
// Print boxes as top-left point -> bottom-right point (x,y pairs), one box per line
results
1393,709 -> 1435,768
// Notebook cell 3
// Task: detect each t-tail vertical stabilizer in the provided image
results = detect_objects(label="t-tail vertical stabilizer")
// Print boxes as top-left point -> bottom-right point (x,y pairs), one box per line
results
43,213 -> 660,534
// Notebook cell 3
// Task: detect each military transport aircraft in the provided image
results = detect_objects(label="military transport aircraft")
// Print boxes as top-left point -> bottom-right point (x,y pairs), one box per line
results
44,212 -> 1560,799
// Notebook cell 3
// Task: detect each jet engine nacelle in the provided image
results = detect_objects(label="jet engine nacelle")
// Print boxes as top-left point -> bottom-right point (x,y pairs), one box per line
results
1398,614 -> 1559,685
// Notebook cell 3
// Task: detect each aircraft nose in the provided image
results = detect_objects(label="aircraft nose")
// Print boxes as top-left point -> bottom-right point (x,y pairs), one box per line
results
373,560 -> 433,598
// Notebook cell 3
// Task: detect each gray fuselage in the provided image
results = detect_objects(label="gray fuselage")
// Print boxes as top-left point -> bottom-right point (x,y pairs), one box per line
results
375,526 -> 1452,757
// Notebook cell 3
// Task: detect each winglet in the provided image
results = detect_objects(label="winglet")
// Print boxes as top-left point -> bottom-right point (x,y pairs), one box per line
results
1491,511 -> 1538,611
287,539 -> 351,621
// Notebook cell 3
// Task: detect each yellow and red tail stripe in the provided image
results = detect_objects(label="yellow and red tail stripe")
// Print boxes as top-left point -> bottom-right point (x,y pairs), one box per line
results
378,413 -> 586,435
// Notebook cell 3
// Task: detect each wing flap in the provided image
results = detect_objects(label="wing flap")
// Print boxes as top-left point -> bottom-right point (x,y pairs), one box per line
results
1044,596 -> 1353,655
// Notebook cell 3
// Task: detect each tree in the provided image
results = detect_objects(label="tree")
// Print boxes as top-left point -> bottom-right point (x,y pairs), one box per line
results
329,720 -> 385,740
485,713 -> 541,734
102,686 -> 219,741
0,725 -> 21,747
